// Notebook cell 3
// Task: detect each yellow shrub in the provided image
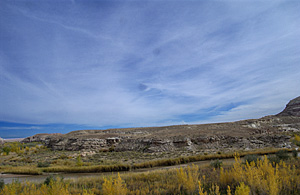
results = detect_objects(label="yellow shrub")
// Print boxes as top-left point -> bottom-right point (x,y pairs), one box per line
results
1,154 -> 299,195
294,135 -> 300,142
235,182 -> 250,195
209,184 -> 220,195
219,155 -> 300,195
102,173 -> 127,195
198,180 -> 207,195
176,164 -> 199,194
227,186 -> 232,195
0,180 -> 22,195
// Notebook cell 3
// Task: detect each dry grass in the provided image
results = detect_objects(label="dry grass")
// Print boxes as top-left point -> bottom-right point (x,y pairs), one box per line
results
1,148 -> 287,175
1,156 -> 300,195
1,166 -> 42,175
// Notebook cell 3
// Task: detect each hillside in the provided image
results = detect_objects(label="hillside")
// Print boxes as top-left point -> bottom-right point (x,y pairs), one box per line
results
23,96 -> 300,153
277,96 -> 300,116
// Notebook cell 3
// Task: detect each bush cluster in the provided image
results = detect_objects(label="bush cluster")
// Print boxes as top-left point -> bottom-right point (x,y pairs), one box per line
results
0,179 -> 4,190
1,154 -> 300,195
210,159 -> 222,169
37,161 -> 50,168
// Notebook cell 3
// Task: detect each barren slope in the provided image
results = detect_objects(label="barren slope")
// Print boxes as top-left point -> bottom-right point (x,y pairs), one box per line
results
23,96 -> 300,152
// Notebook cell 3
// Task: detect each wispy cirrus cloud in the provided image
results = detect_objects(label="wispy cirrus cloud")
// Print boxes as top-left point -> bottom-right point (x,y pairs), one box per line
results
0,126 -> 41,130
0,0 -> 300,138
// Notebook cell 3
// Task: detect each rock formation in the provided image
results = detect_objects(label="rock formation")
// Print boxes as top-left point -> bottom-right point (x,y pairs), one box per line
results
277,96 -> 300,117
22,96 -> 300,153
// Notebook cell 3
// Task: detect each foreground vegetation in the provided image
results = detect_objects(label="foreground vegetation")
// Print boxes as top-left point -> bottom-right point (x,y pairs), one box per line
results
1,136 -> 299,194
1,154 -> 299,195
0,142 -> 293,175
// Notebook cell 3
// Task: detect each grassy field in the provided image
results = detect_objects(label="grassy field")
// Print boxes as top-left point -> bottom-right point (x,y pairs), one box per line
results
1,141 -> 300,194
0,141 -> 292,175
1,154 -> 299,195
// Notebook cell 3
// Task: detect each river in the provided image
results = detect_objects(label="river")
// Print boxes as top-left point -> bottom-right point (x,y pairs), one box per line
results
0,158 -> 224,184
2,152 -> 299,184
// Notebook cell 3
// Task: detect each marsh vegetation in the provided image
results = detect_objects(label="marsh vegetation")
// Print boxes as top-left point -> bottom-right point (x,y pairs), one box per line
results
1,137 -> 299,194
1,154 -> 300,194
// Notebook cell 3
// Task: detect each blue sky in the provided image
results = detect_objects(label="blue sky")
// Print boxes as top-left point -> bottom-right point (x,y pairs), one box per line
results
1,0 -> 300,138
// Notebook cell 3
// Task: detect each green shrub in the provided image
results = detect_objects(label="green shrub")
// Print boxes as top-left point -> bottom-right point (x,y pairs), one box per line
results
0,179 -> 4,190
210,159 -> 222,168
292,149 -> 298,158
20,157 -> 32,163
293,135 -> 300,146
44,175 -> 58,185
58,154 -> 68,159
268,155 -> 280,164
109,146 -> 115,152
2,146 -> 11,155
244,154 -> 261,164
76,156 -> 83,167
276,150 -> 290,161
37,161 -> 50,168
23,142 -> 41,148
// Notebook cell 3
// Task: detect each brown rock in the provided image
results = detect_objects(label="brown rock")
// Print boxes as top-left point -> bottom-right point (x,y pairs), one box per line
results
277,96 -> 300,116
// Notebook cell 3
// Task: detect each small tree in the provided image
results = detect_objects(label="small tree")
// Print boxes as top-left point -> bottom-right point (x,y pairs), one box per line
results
235,182 -> 250,195
276,150 -> 290,161
293,135 -> 300,146
0,179 -> 4,190
102,173 -> 127,195
210,159 -> 223,169
44,175 -> 56,185
76,155 -> 83,166
244,154 -> 261,164
37,161 -> 50,168
292,149 -> 298,158
2,146 -> 11,155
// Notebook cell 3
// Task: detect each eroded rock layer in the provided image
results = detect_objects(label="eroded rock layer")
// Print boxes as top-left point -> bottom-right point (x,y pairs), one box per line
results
22,96 -> 300,153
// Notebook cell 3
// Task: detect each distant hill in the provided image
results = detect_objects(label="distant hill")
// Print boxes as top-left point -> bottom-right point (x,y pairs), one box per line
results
0,137 -> 24,144
23,96 -> 300,153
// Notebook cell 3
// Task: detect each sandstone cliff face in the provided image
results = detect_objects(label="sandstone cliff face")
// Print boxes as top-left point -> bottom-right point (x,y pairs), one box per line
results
22,117 -> 298,153
22,96 -> 300,153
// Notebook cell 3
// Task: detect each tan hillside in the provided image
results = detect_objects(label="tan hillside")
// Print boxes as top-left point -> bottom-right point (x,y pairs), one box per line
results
23,96 -> 300,153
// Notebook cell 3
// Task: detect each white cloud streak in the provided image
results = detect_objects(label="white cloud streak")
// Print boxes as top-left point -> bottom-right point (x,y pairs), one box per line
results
1,1 -> 300,128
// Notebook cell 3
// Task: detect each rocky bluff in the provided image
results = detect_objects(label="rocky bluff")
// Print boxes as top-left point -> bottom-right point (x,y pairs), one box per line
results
277,96 -> 300,117
23,96 -> 300,153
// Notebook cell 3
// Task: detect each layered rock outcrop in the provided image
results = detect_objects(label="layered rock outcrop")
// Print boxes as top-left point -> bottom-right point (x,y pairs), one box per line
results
22,125 -> 295,152
23,96 -> 300,153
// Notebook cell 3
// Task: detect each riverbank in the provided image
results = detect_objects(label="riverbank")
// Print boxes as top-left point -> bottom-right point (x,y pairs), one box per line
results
1,157 -> 235,184
1,148 -> 294,176
1,156 -> 300,195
